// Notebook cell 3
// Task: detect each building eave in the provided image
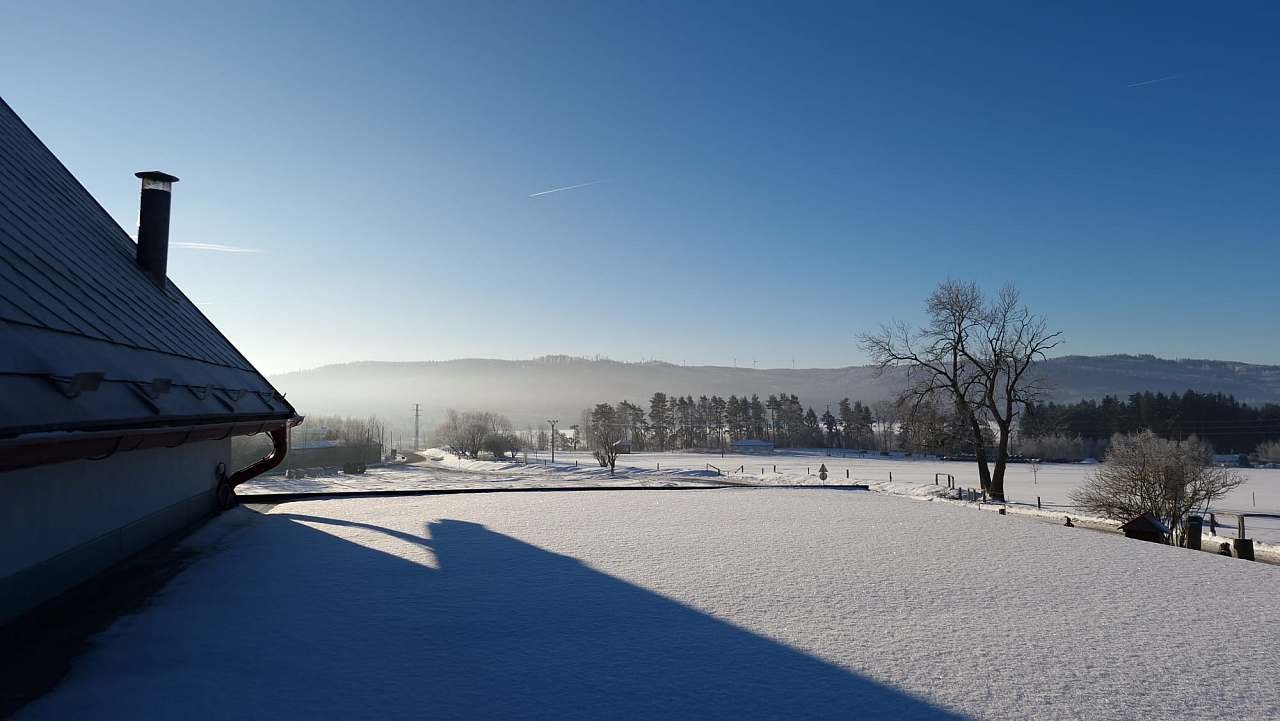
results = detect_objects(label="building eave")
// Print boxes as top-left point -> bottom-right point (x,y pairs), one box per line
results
0,414 -> 301,473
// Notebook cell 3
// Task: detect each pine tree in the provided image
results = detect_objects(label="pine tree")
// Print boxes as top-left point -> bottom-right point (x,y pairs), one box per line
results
749,395 -> 766,439
648,392 -> 671,451
803,407 -> 822,447
821,407 -> 838,447
766,395 -> 781,442
708,396 -> 727,448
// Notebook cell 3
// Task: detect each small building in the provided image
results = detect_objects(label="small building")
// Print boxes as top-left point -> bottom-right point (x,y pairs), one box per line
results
732,439 -> 774,455
0,97 -> 297,623
1119,512 -> 1170,544
1211,454 -> 1246,467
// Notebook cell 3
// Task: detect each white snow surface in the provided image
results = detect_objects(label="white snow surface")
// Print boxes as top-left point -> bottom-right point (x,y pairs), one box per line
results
243,447 -> 1280,546
240,450 -> 728,494
17,489 -> 1280,720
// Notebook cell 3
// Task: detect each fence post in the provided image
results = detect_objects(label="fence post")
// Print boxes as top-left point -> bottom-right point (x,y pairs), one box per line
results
1037,496 -> 1041,510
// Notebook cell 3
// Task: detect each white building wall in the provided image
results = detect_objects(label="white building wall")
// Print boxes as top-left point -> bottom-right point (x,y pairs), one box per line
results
0,438 -> 231,622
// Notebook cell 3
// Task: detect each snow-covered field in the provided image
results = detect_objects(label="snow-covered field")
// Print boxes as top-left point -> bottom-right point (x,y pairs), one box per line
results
240,447 -> 1280,547
551,448 -> 1280,545
16,489 -> 1278,720
241,451 -> 730,494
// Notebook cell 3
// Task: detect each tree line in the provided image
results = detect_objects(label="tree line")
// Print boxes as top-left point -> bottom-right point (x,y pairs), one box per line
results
576,393 -> 894,454
1021,390 -> 1280,455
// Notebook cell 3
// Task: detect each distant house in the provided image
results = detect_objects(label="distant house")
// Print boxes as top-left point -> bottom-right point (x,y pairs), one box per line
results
0,97 -> 297,623
732,439 -> 774,454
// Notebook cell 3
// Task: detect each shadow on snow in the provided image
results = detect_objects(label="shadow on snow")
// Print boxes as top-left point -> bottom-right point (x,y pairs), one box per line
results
40,511 -> 972,720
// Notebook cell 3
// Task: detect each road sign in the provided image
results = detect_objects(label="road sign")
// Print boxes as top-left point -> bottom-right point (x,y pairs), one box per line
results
819,463 -> 828,481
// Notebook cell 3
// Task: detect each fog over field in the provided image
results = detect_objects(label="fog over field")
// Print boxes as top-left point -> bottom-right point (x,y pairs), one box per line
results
271,353 -> 1280,427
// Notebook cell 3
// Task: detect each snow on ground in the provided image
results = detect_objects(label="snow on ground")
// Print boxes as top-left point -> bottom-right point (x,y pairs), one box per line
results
239,449 -> 729,494
549,448 -> 1280,546
241,447 -> 1280,549
16,489 -> 1279,720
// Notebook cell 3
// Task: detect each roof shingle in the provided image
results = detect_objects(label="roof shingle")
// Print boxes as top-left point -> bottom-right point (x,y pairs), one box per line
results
0,96 -> 293,438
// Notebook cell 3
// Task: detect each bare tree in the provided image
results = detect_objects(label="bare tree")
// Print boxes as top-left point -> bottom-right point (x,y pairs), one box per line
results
589,403 -> 624,475
1071,432 -> 1244,544
482,430 -> 522,459
865,400 -> 891,451
971,285 -> 1061,500
429,409 -> 467,456
430,409 -> 514,459
861,280 -> 1061,501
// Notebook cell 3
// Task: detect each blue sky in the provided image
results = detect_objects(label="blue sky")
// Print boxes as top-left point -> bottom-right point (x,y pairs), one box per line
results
4,1 -> 1278,374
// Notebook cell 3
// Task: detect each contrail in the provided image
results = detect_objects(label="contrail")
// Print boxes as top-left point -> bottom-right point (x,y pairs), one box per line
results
528,180 -> 606,198
1127,74 -> 1182,88
171,242 -> 264,253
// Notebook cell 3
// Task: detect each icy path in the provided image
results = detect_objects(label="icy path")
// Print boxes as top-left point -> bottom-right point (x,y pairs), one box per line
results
16,490 -> 1279,720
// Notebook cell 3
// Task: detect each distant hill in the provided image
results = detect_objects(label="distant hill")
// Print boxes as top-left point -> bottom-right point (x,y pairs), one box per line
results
270,354 -> 1280,429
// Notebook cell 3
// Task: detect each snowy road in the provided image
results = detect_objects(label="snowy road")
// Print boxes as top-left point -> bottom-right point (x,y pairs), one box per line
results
15,490 -> 1279,720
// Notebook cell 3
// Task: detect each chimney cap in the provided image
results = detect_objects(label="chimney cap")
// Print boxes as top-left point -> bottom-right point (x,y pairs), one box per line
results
135,170 -> 180,183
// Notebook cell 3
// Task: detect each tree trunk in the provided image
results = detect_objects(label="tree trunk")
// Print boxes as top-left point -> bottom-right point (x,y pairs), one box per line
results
989,421 -> 1011,502
969,416 -> 992,492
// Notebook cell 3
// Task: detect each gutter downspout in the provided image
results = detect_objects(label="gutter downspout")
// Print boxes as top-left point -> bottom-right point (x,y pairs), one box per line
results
217,419 -> 301,509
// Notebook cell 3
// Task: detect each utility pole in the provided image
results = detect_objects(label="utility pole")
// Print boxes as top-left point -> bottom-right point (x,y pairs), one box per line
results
413,403 -> 421,451
547,419 -> 559,463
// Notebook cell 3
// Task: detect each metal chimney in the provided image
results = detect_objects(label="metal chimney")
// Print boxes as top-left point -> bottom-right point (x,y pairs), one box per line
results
134,171 -> 179,288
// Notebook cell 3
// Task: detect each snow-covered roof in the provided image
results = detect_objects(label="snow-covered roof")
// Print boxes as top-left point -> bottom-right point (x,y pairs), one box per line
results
1119,511 -> 1171,535
17,489 -> 1278,719
0,96 -> 292,450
